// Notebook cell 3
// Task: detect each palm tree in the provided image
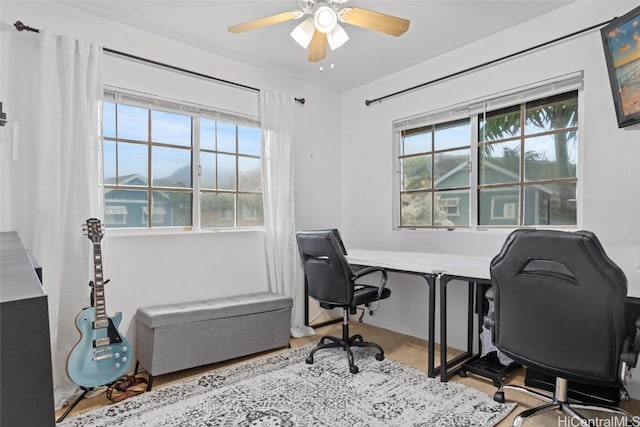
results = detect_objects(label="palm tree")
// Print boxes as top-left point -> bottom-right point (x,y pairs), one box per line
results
479,93 -> 578,218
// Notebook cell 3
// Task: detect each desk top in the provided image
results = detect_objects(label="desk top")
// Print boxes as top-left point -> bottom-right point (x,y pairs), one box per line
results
346,248 -> 492,280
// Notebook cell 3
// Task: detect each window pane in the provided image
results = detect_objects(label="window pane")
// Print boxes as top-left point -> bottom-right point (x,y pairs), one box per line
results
524,182 -> 576,226
238,126 -> 261,156
103,102 -> 116,138
104,189 -> 147,228
151,110 -> 191,147
400,192 -> 432,226
524,131 -> 577,182
478,186 -> 519,226
525,92 -> 578,134
117,104 -> 148,141
217,121 -> 236,153
200,118 -> 215,151
103,140 -> 117,184
479,106 -> 520,142
435,190 -> 469,227
238,193 -> 264,226
200,152 -> 216,190
401,155 -> 432,190
152,146 -> 191,188
117,142 -> 148,185
152,191 -> 192,227
402,130 -> 430,155
201,192 -> 235,228
479,141 -> 520,185
434,120 -> 470,151
218,154 -> 236,190
238,157 -> 262,192
435,149 -> 469,189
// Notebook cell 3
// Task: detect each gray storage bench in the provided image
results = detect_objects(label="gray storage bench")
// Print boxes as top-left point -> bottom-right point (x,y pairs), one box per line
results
135,292 -> 292,389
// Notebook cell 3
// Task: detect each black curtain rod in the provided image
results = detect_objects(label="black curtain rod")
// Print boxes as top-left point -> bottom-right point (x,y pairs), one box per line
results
13,20 -> 306,105
364,18 -> 614,106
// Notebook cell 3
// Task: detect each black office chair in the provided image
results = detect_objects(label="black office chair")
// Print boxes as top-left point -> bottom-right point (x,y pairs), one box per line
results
296,229 -> 391,374
485,229 -> 640,426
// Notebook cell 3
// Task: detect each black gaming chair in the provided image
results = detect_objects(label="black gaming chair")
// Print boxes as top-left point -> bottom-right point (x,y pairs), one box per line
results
296,229 -> 391,374
486,229 -> 640,426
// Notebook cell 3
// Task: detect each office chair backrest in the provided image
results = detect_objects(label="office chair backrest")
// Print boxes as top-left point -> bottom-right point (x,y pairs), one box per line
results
296,230 -> 354,306
490,229 -> 628,385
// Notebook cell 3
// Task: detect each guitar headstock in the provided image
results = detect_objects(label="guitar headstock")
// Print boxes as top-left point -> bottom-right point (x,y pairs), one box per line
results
83,218 -> 103,243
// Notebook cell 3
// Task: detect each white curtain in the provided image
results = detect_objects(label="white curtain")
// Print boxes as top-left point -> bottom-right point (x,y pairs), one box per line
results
9,30 -> 103,408
260,91 -> 307,333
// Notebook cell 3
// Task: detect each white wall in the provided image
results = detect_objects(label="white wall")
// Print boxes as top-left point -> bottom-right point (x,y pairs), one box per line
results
0,1 -> 341,349
340,0 -> 640,396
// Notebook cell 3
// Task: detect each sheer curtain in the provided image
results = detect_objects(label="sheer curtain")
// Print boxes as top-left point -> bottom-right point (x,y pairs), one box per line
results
9,30 -> 103,408
260,91 -> 310,336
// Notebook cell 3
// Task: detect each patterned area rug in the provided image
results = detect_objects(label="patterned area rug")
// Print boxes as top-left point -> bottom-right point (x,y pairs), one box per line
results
60,344 -> 515,426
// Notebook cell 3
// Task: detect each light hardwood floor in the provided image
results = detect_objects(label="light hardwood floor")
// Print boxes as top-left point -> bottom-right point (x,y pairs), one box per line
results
55,323 -> 640,425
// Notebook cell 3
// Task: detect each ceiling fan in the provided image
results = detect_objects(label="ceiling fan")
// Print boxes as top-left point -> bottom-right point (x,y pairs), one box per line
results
228,0 -> 410,62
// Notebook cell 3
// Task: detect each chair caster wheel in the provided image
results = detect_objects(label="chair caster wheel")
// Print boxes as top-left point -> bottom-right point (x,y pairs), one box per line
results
375,353 -> 384,361
493,390 -> 505,403
459,370 -> 468,377
305,356 -> 314,365
350,365 -> 359,374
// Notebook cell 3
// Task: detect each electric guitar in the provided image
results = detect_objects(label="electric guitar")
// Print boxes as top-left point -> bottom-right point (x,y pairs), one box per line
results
67,218 -> 132,388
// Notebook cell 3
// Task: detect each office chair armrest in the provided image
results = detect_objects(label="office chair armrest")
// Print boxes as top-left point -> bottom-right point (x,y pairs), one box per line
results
352,267 -> 388,299
621,317 -> 640,369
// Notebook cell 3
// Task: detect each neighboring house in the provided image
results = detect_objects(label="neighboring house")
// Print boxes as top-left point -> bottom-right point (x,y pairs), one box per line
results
104,174 -> 173,227
435,160 -> 557,226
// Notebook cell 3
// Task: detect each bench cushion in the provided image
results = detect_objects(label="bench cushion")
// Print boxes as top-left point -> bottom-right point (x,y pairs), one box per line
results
136,291 -> 293,328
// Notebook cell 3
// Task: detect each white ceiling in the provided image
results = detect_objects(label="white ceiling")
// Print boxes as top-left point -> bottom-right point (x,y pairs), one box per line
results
63,1 -> 573,92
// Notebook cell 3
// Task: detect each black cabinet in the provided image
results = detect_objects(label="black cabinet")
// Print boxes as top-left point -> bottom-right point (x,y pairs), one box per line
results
1,232 -> 55,427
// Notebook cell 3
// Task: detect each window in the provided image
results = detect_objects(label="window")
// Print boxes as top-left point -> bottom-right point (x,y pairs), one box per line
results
102,92 -> 263,230
478,91 -> 578,227
104,206 -> 128,225
394,80 -> 580,229
399,119 -> 471,227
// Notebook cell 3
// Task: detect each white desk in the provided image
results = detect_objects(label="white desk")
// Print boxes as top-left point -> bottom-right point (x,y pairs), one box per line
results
344,249 -> 493,381
346,249 -> 490,280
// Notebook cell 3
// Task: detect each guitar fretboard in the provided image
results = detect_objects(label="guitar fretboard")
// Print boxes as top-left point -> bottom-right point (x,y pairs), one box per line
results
92,242 -> 107,322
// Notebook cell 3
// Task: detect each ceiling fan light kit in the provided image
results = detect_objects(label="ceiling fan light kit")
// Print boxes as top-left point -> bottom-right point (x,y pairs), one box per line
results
327,24 -> 349,50
228,0 -> 410,62
290,19 -> 315,48
314,6 -> 338,33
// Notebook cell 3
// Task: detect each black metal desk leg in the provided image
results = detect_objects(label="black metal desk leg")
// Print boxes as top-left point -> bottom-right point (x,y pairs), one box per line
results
425,274 -> 437,377
467,282 -> 475,355
304,275 -> 309,327
439,278 -> 448,381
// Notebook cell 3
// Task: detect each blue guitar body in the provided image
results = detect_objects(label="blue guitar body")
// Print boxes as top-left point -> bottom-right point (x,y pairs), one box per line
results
67,306 -> 132,388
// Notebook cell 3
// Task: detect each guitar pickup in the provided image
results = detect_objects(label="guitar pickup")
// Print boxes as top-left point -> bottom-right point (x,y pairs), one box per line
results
93,319 -> 109,329
94,337 -> 111,347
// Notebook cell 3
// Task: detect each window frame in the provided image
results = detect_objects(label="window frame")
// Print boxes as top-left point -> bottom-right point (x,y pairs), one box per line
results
102,89 -> 263,233
392,73 -> 583,231
397,119 -> 472,229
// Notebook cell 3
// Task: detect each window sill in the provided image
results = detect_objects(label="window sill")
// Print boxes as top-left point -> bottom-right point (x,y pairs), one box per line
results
103,226 -> 265,238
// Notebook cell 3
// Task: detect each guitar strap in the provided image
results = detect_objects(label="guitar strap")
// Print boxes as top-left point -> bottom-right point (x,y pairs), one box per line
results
106,375 -> 148,403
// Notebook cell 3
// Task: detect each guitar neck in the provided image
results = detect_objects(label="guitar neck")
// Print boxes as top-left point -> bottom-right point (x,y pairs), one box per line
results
92,241 -> 108,324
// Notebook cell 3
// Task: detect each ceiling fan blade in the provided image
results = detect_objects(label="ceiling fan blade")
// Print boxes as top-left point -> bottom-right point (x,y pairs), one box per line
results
307,29 -> 328,62
228,11 -> 303,33
339,7 -> 410,37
